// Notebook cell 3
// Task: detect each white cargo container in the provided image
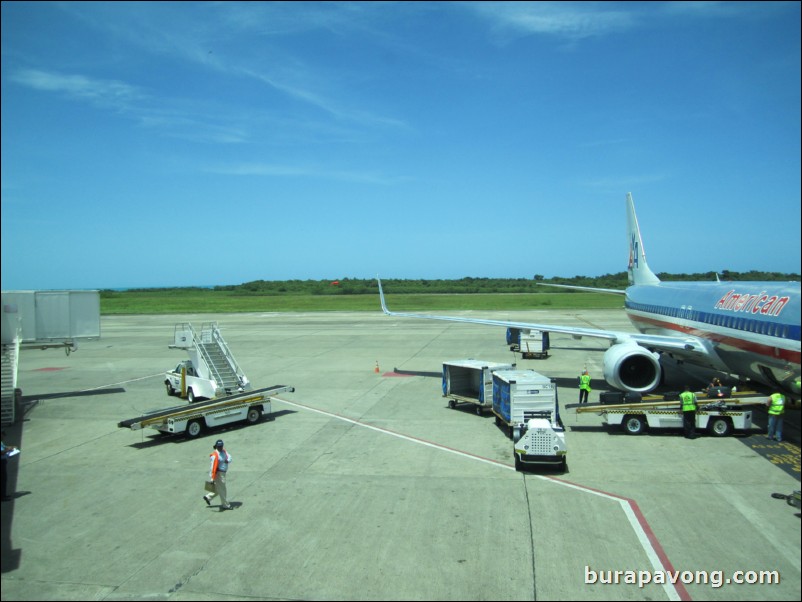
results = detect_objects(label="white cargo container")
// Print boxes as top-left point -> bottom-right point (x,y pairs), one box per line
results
492,369 -> 566,470
442,359 -> 515,415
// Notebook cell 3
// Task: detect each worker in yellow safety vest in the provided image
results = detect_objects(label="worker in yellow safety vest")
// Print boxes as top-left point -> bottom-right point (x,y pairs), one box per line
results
766,392 -> 786,443
680,385 -> 698,439
578,370 -> 592,404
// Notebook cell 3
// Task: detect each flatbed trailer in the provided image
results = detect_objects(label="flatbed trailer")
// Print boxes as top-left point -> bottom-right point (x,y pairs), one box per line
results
572,394 -> 762,436
118,385 -> 294,438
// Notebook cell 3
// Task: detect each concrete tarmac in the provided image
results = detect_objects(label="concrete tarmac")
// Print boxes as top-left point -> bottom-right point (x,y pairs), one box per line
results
1,310 -> 800,601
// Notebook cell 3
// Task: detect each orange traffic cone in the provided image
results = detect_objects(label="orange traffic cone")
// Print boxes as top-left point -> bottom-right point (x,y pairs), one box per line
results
375,361 -> 380,373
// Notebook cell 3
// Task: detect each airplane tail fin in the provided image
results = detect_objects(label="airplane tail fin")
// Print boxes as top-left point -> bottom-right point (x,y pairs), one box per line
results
626,193 -> 661,286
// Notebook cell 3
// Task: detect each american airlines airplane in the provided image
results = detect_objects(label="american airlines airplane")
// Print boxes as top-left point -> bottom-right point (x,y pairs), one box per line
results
378,194 -> 801,397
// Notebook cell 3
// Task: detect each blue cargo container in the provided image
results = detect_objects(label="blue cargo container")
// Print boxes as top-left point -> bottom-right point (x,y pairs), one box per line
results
505,328 -> 550,359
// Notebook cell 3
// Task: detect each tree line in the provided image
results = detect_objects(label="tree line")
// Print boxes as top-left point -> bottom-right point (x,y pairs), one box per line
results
105,271 -> 800,296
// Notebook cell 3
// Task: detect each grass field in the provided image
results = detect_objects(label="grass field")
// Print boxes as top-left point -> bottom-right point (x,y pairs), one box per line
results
100,290 -> 624,315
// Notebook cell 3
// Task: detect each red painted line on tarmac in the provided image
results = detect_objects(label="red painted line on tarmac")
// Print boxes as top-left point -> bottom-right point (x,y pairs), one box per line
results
275,396 -> 690,601
33,367 -> 66,372
548,475 -> 690,600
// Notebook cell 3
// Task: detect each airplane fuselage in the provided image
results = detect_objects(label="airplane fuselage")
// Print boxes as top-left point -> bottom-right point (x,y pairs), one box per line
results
625,281 -> 801,391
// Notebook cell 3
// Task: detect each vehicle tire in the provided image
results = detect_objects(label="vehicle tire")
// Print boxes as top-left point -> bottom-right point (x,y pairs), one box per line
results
448,399 -> 456,409
514,454 -> 522,472
475,405 -> 483,416
708,416 -> 732,437
246,407 -> 262,424
623,414 -> 646,435
187,419 -> 203,438
187,388 -> 196,403
166,381 -> 175,396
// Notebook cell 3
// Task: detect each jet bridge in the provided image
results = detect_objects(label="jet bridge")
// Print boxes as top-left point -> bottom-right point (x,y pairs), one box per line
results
1,290 -> 100,424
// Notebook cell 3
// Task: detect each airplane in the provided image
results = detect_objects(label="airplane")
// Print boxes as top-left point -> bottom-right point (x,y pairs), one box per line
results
377,193 -> 801,397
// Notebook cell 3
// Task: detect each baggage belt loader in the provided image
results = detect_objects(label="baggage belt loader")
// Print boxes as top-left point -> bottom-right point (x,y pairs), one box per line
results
573,394 -> 762,436
118,385 -> 294,438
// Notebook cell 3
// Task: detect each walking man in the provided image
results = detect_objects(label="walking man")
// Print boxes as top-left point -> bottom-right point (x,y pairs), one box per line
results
203,439 -> 232,510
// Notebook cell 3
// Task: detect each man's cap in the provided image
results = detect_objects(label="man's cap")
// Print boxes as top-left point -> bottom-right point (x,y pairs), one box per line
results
214,439 -> 224,448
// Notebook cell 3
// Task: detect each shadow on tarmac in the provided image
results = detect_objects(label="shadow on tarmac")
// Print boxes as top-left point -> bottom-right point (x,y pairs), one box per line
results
21,387 -> 126,402
1,420 -> 24,574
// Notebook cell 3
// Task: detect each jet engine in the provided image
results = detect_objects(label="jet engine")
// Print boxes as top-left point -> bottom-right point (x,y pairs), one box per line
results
602,343 -> 661,393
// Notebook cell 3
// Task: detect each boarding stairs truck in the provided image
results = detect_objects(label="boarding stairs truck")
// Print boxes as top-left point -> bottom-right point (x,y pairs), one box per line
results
572,392 -> 760,436
165,322 -> 250,402
118,385 -> 294,438
492,369 -> 566,470
442,359 -> 516,415
506,328 -> 550,359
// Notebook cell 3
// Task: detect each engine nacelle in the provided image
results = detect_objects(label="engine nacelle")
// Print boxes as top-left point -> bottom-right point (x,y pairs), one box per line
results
602,343 -> 661,393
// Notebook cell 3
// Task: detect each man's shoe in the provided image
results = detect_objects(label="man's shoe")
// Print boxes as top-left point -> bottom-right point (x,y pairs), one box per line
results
221,504 -> 232,510
203,495 -> 211,506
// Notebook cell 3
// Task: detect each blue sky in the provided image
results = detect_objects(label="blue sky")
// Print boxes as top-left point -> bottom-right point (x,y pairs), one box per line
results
2,2 -> 800,290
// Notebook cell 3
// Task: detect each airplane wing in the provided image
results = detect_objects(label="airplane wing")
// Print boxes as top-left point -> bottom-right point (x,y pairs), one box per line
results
377,278 -> 717,392
378,278 -> 702,348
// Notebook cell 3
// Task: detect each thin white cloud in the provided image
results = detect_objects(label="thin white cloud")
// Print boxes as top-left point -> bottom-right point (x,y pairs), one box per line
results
210,162 -> 405,186
10,69 -> 144,108
467,1 -> 636,41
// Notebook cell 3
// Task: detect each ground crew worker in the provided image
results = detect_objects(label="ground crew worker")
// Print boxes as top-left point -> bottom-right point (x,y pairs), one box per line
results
766,391 -> 786,443
680,385 -> 697,439
578,370 -> 592,404
203,439 -> 233,510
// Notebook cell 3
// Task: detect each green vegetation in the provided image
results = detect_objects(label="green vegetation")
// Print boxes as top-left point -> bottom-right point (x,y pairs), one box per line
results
99,271 -> 799,315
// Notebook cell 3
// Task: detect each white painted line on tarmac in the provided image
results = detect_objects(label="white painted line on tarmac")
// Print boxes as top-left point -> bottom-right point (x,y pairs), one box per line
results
274,396 -> 690,601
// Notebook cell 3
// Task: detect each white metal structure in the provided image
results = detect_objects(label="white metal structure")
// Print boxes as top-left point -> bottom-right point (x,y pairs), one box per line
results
165,322 -> 250,402
1,290 -> 100,424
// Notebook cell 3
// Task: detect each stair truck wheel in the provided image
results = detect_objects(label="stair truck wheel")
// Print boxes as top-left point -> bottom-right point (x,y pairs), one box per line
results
187,388 -> 196,403
246,406 -> 262,424
166,381 -> 175,396
623,414 -> 646,435
187,419 -> 203,438
708,416 -> 732,437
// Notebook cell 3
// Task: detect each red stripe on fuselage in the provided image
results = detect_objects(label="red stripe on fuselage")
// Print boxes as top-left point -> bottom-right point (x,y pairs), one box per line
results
628,313 -> 801,365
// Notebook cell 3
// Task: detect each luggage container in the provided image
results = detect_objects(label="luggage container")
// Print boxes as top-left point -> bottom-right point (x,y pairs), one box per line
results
506,328 -> 550,359
491,369 -> 566,470
442,359 -> 515,415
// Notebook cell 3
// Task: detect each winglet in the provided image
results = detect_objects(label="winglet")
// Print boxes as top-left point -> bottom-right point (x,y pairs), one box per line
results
626,193 -> 661,287
377,277 -> 391,315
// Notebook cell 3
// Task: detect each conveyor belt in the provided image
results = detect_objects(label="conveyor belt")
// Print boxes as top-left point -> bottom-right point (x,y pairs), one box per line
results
118,385 -> 291,429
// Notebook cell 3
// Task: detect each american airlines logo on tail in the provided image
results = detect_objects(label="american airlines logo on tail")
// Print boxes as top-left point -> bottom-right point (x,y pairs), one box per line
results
715,290 -> 791,317
629,234 -> 638,270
